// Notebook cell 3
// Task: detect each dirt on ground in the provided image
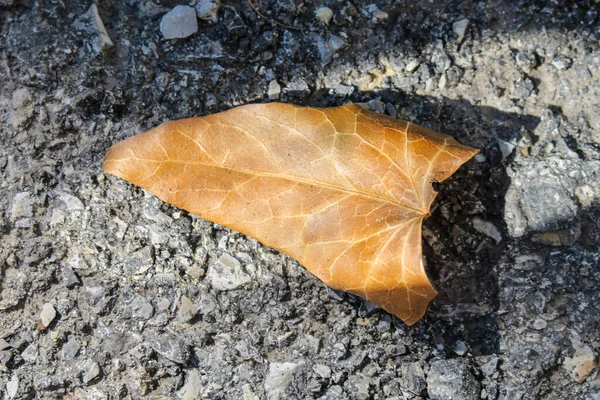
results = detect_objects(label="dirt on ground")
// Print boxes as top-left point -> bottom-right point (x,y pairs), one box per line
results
0,1 -> 599,399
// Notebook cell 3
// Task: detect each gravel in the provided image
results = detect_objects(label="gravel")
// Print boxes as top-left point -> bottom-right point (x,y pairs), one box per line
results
1,1 -> 599,399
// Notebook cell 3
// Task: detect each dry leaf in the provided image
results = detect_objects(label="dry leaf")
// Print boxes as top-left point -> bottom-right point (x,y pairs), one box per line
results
104,103 -> 478,325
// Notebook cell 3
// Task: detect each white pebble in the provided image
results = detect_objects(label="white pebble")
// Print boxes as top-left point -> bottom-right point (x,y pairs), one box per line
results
40,303 -> 56,329
160,5 -> 198,40
315,7 -> 333,25
453,19 -> 469,44
268,80 -> 281,100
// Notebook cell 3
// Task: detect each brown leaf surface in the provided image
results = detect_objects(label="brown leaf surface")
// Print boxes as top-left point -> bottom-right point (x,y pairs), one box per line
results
104,103 -> 478,325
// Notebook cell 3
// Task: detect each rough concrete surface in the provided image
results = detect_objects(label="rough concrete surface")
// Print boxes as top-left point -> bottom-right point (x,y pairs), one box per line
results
0,1 -> 599,399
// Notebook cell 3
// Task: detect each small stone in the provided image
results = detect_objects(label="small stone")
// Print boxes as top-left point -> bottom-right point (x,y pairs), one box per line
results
61,267 -> 81,288
198,294 -> 217,314
312,33 -> 344,65
123,246 -> 154,275
427,359 -> 480,400
186,265 -> 205,279
385,103 -> 397,119
178,295 -> 199,322
195,0 -> 220,22
454,340 -> 468,356
88,4 -> 113,51
6,374 -> 18,399
313,364 -> 331,379
21,342 -> 38,363
268,80 -> 281,100
497,138 -> 516,160
366,99 -> 385,114
515,51 -> 537,73
160,5 -> 198,40
207,254 -> 250,291
314,7 -> 333,25
563,341 -> 596,383
264,362 -> 299,399
575,185 -> 595,208
472,217 -> 502,243
374,11 -> 388,20
9,88 -> 34,127
480,357 -> 499,377
136,303 -> 154,320
177,369 -> 202,399
406,60 -> 420,73
79,359 -> 101,384
551,55 -> 572,71
242,383 -> 260,400
452,19 -> 469,43
399,362 -> 426,395
11,192 -> 34,220
62,337 -> 81,359
0,339 -> 10,351
332,84 -> 354,96
148,334 -> 190,365
438,74 -> 447,90
532,319 -> 547,330
58,192 -> 85,211
39,303 -> 57,329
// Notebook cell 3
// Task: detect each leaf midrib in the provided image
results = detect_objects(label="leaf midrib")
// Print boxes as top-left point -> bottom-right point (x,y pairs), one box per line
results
107,156 -> 428,215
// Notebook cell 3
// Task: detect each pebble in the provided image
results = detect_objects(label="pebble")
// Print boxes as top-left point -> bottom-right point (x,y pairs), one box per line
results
39,303 -> 56,330
472,217 -> 502,243
268,80 -> 281,100
6,374 -> 18,399
207,254 -> 250,291
497,139 -> 516,160
454,340 -> 468,356
62,337 -> 81,359
452,19 -> 469,43
123,246 -> 154,275
160,5 -> 198,40
58,192 -> 85,211
427,359 -> 480,400
405,60 -> 420,73
178,295 -> 199,322
186,265 -> 205,279
385,103 -> 397,118
532,319 -> 547,330
148,334 -> 190,365
480,357 -> 499,378
9,88 -> 34,127
551,55 -> 572,71
399,362 -> 426,395
11,192 -> 34,220
88,4 -> 113,51
515,51 -> 537,73
438,74 -> 447,90
195,0 -> 220,22
313,364 -> 331,379
315,7 -> 333,25
313,33 -> 344,65
177,369 -> 202,399
242,383 -> 260,400
366,99 -> 385,114
198,294 -> 217,314
563,338 -> 596,383
61,266 -> 81,288
264,362 -> 299,399
79,359 -> 101,384
374,11 -> 388,20
21,342 -> 38,363
135,303 -> 154,320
